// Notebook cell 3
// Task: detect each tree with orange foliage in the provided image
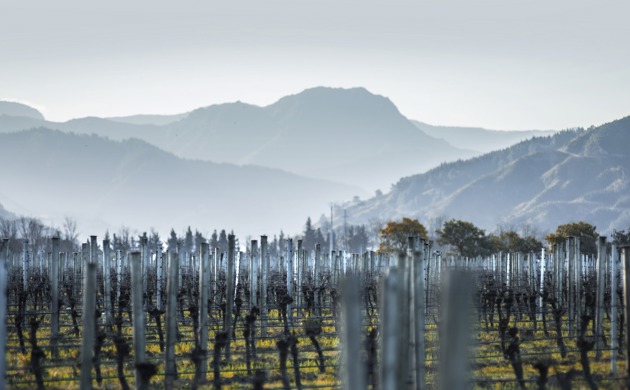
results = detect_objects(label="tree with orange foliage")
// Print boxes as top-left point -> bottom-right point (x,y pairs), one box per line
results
545,221 -> 597,256
378,217 -> 428,253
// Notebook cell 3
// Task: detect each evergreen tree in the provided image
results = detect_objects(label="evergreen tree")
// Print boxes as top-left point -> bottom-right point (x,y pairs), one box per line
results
149,229 -> 162,253
184,226 -> 194,254
303,217 -> 317,252
210,230 -> 219,252
168,229 -> 178,253
315,228 -> 327,251
194,229 -> 206,252
218,229 -> 228,254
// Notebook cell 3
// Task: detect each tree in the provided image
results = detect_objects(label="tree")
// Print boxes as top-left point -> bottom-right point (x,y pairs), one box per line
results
519,235 -> 544,254
545,221 -> 597,256
113,226 -> 132,252
347,225 -> 369,253
18,217 -> 48,256
488,230 -> 543,254
62,216 -> 79,250
278,231 -> 286,258
269,234 -> 279,258
437,219 -> 486,258
230,230 -> 239,252
209,230 -> 219,252
612,229 -> 630,247
303,217 -> 317,252
167,229 -> 178,253
367,218 -> 384,250
194,229 -> 205,253
315,228 -> 327,251
218,230 -> 228,254
184,226 -> 194,254
149,229 -> 162,253
0,217 -> 21,253
379,217 -> 428,253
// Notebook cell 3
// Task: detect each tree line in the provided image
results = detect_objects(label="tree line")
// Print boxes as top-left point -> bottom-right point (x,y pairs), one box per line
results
4,212 -> 629,261
377,217 -> 630,258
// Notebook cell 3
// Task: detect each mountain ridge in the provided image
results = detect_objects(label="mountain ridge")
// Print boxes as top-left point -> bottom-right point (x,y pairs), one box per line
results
412,120 -> 556,154
342,119 -> 630,234
0,101 -> 45,121
0,127 -> 364,236
0,87 -> 481,192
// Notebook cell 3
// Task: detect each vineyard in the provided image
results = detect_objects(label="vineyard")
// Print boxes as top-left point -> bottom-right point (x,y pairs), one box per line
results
1,234 -> 630,389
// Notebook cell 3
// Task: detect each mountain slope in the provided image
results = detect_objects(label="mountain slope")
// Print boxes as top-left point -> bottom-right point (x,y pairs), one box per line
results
412,120 -> 556,154
120,87 -> 478,192
0,201 -> 15,220
0,88 -> 478,192
343,117 -> 630,234
0,128 -> 363,236
0,101 -> 45,120
107,113 -> 189,126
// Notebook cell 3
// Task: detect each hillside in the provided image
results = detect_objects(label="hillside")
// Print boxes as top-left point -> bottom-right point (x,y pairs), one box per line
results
0,128 -> 362,236
0,101 -> 45,121
0,202 -> 15,220
107,113 -> 189,126
0,88 -> 477,192
412,120 -> 556,154
343,117 -> 630,234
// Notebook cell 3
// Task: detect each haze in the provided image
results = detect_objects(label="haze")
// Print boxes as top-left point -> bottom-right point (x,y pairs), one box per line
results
2,0 -> 629,130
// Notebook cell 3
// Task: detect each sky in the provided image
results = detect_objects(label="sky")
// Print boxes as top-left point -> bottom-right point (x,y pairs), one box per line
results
2,0 -> 630,130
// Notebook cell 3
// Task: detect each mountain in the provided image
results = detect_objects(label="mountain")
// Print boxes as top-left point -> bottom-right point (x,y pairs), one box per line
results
167,88 -> 478,192
107,113 -> 189,126
0,128 -> 363,237
0,88 -> 478,192
0,114 -> 47,134
342,117 -> 630,234
0,101 -> 45,120
412,120 -> 556,154
0,201 -> 15,220
154,87 -> 479,192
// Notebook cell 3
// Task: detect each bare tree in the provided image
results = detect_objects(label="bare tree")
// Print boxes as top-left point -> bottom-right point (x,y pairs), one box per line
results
62,216 -> 78,242
17,217 -> 48,256
113,226 -> 132,252
0,218 -> 20,252
366,218 -> 384,250
62,216 -> 79,251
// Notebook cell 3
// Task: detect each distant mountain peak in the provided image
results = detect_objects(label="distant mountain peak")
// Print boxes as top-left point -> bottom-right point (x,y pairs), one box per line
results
268,86 -> 402,122
274,86 -> 391,105
0,101 -> 45,120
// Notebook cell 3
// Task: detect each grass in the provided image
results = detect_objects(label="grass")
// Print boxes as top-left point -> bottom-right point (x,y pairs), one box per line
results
4,292 -> 629,389
5,306 -> 342,389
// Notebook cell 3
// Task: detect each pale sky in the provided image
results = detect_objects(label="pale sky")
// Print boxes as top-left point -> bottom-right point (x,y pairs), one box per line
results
2,0 -> 629,130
